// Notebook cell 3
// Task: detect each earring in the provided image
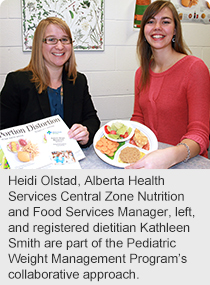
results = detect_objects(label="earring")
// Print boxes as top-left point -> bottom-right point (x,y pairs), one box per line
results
172,36 -> 175,43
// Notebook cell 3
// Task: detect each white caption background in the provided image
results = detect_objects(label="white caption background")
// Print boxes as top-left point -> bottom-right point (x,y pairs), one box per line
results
0,169 -> 209,285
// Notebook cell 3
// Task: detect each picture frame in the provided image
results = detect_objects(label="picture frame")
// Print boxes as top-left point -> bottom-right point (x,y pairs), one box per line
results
21,0 -> 104,51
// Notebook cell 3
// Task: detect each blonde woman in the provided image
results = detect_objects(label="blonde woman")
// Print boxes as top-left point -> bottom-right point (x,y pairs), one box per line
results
0,17 -> 100,147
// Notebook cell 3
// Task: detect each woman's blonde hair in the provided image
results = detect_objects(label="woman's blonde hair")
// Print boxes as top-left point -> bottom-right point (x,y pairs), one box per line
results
137,0 -> 190,90
22,17 -> 77,93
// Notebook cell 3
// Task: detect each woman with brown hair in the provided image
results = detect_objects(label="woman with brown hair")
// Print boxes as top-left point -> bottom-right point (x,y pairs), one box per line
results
127,0 -> 210,168
0,17 -> 100,147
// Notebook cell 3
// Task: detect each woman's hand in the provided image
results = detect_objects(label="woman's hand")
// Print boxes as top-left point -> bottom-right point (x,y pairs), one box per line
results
125,139 -> 200,169
125,148 -> 176,169
68,124 -> 89,145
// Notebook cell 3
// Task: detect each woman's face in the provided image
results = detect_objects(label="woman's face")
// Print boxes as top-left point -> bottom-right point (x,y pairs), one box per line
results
144,7 -> 176,51
42,24 -> 72,71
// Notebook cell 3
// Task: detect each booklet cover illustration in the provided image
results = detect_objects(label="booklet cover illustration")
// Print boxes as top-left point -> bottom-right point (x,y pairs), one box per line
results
0,116 -> 84,169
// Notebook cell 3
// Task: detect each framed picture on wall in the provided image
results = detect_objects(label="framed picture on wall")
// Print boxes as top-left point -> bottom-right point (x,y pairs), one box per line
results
21,0 -> 104,51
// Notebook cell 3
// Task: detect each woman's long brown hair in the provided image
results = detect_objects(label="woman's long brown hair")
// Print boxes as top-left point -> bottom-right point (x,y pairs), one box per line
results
21,17 -> 77,93
137,0 -> 190,91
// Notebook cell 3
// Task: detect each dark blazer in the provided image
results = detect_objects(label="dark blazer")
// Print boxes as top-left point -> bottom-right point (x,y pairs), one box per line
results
0,70 -> 100,147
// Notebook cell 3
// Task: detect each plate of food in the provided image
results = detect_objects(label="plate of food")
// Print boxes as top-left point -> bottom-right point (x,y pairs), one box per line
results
93,120 -> 158,168
6,138 -> 39,163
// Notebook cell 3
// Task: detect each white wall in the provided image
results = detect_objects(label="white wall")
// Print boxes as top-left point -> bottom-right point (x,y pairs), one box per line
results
0,0 -> 210,126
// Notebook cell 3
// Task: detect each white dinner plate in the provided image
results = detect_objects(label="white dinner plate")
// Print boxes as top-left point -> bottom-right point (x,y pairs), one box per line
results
93,120 -> 158,168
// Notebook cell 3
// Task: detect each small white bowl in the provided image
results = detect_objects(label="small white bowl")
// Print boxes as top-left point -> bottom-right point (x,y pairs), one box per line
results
103,120 -> 134,142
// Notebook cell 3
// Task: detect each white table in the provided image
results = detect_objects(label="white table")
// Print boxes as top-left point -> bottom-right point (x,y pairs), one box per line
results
80,143 -> 210,169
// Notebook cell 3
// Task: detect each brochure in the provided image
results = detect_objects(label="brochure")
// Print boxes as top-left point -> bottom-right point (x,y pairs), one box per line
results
0,115 -> 85,169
